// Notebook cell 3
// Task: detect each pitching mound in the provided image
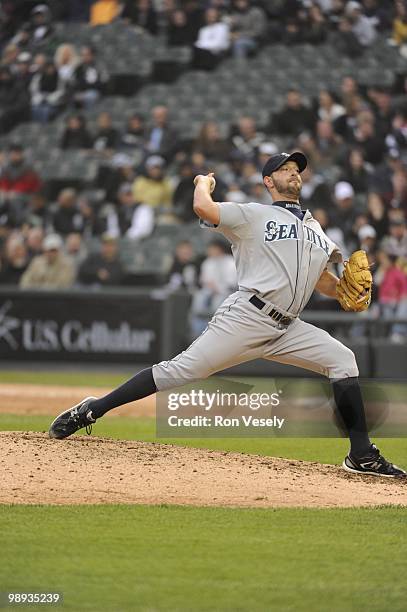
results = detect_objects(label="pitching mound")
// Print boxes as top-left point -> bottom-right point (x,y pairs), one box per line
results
1,432 -> 406,508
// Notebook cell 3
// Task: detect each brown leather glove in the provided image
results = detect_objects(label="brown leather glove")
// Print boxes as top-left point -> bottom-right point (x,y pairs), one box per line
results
336,250 -> 372,312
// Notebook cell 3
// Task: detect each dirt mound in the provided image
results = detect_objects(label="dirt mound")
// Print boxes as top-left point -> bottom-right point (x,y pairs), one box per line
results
1,432 -> 406,508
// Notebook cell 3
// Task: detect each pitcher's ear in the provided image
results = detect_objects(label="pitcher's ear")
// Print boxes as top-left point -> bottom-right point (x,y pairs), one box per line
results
264,176 -> 273,189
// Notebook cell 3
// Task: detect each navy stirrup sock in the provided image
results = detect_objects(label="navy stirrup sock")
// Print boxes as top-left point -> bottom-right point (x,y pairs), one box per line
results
331,377 -> 371,456
88,367 -> 157,418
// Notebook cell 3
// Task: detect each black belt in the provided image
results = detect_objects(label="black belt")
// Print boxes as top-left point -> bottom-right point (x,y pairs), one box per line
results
249,295 -> 293,326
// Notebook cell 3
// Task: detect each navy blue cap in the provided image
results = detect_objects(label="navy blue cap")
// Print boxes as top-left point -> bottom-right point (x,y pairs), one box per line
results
262,151 -> 307,178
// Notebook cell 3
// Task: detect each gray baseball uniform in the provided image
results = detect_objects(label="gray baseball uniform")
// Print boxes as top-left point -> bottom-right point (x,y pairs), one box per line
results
152,201 -> 358,391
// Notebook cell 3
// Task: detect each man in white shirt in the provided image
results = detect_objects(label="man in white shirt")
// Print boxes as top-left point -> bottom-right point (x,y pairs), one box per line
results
109,184 -> 154,241
193,8 -> 230,70
191,239 -> 237,337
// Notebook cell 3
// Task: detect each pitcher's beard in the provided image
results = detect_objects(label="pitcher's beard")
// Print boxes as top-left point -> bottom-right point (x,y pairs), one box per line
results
273,177 -> 301,199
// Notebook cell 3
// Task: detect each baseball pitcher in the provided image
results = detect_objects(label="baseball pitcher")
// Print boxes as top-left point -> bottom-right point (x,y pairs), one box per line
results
49,152 -> 406,478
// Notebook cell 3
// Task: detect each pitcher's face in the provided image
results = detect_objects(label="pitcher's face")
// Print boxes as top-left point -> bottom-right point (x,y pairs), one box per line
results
270,161 -> 302,198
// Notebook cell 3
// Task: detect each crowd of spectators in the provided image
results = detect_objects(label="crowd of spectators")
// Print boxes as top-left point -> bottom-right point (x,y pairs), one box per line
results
0,1 -> 406,338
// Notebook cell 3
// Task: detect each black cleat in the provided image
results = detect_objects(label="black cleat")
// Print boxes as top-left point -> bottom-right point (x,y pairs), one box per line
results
343,444 -> 407,478
49,397 -> 97,439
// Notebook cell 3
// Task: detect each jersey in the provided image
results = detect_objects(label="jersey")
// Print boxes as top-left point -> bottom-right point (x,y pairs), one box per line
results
201,201 -> 342,317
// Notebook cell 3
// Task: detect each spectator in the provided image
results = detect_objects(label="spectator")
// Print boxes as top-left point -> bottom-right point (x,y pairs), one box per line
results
112,183 -> 154,240
386,107 -> 407,153
167,9 -> 197,46
225,182 -> 248,203
305,3 -> 328,44
54,43 -> 79,86
331,15 -> 364,57
78,234 -> 125,286
0,234 -> 29,285
247,173 -> 272,205
72,45 -> 108,109
333,94 -> 366,140
132,156 -> 174,211
20,233 -> 76,289
25,226 -> 44,259
64,232 -> 87,266
192,121 -> 231,162
0,144 -> 41,196
315,120 -> 345,164
230,116 -> 265,161
172,161 -> 197,223
296,124 -> 343,170
313,207 -> 347,258
299,165 -> 333,210
271,89 -> 316,136
23,192 -> 49,228
29,5 -> 54,48
50,188 -> 84,236
11,23 -> 31,53
93,111 -> 118,153
228,0 -> 266,58
183,0 -> 206,37
120,113 -> 146,151
339,75 -> 360,105
369,150 -> 406,208
257,142 -> 278,170
392,0 -> 407,46
341,147 -> 373,193
90,0 -> 121,26
357,223 -> 377,255
282,17 -> 305,46
0,66 -> 30,134
100,154 -> 136,201
167,240 -> 200,291
367,86 -> 394,137
78,195 -> 117,237
350,110 -> 386,165
367,191 -> 388,240
60,114 -> 92,149
192,8 -> 230,70
144,105 -> 178,159
190,239 -> 237,337
381,218 -> 407,258
1,43 -> 19,69
331,181 -> 359,250
316,89 -> 345,123
31,52 -> 48,75
14,52 -> 32,90
362,0 -> 393,30
30,60 -> 65,122
345,0 -> 377,46
376,249 -> 407,342
122,0 -> 158,35
390,152 -> 407,209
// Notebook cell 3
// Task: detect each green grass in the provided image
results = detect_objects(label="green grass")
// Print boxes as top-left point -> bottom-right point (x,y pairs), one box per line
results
0,369 -> 129,387
2,414 -> 407,468
1,505 -> 407,611
1,370 -> 406,401
2,371 -> 407,611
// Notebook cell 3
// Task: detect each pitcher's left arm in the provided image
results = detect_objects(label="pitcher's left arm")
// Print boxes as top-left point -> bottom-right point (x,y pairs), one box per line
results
315,268 -> 339,299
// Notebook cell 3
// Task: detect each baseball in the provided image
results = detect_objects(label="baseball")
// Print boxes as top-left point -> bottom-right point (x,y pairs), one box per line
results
194,174 -> 216,193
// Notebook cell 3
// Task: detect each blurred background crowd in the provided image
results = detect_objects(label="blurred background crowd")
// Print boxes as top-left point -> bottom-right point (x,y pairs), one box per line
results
0,0 -> 406,340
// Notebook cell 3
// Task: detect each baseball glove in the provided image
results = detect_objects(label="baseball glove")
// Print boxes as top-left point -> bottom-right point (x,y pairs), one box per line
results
336,250 -> 372,312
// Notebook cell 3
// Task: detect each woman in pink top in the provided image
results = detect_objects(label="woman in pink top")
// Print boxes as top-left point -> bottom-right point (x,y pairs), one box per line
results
377,251 -> 407,341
